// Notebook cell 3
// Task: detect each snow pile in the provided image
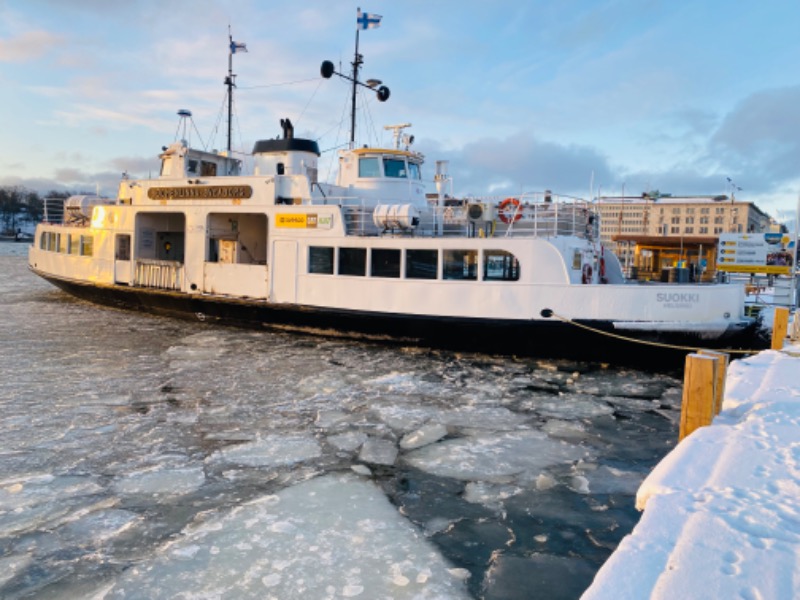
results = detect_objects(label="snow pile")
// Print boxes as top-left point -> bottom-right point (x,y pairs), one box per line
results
582,346 -> 800,599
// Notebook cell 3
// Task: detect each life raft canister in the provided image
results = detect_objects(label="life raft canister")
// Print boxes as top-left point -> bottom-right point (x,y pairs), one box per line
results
581,263 -> 593,284
498,198 -> 523,224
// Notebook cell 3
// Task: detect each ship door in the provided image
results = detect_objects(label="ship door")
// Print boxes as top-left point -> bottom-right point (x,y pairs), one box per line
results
114,234 -> 132,284
271,240 -> 297,303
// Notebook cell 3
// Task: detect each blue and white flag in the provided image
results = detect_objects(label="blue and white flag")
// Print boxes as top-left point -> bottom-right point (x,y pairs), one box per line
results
230,40 -> 248,53
357,9 -> 382,30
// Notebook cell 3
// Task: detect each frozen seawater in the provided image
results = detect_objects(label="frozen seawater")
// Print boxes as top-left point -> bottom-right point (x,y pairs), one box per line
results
404,430 -> 590,482
104,474 -> 470,599
0,247 -> 683,599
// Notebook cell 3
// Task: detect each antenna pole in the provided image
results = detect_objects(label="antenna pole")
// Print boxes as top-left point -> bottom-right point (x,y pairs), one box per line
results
350,25 -> 361,148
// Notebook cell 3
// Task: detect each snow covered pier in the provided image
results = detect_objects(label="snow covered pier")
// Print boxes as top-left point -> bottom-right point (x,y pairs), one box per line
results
582,336 -> 800,599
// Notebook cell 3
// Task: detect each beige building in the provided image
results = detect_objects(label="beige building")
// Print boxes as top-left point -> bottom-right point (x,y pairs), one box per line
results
594,193 -> 773,281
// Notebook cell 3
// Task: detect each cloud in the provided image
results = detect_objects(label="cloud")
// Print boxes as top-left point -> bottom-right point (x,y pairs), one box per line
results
419,132 -> 614,198
708,86 -> 800,183
0,30 -> 63,62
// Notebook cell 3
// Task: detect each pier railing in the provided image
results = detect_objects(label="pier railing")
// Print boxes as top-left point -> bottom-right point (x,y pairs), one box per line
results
134,259 -> 183,291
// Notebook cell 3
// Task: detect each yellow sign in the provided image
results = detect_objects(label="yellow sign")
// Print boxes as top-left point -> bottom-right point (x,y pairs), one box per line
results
276,213 -> 309,228
147,185 -> 253,200
275,213 -> 334,229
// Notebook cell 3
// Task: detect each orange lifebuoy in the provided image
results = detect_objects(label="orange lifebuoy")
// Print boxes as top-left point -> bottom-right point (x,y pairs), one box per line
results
498,198 -> 522,224
581,263 -> 593,284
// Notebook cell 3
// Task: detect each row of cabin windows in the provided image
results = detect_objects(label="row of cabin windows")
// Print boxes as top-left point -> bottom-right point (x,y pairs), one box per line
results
358,157 -> 422,180
309,247 -> 520,281
39,231 -> 94,257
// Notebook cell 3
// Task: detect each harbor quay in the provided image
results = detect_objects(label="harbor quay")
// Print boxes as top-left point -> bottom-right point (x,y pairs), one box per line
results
582,322 -> 800,599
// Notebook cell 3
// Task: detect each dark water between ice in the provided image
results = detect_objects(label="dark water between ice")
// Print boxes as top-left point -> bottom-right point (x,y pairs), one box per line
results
0,242 -> 681,599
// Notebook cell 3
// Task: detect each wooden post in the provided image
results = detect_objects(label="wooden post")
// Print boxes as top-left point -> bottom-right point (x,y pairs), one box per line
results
679,353 -> 718,441
698,349 -> 729,415
772,307 -> 790,350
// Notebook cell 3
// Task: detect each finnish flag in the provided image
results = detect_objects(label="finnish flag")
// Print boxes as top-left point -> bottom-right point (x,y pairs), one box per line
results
357,9 -> 382,30
230,40 -> 248,53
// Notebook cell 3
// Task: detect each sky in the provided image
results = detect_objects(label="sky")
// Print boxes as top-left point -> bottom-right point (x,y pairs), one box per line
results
2,0 -> 800,224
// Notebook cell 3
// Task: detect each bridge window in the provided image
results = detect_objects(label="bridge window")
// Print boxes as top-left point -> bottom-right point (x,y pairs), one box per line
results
371,248 -> 401,278
406,249 -> 438,279
408,162 -> 421,180
484,250 -> 520,281
443,249 -> 477,280
383,158 -> 407,178
358,157 -> 380,178
309,246 -> 334,274
339,247 -> 366,276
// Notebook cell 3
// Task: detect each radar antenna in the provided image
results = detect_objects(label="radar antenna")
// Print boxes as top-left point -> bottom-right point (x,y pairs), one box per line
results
383,123 -> 413,150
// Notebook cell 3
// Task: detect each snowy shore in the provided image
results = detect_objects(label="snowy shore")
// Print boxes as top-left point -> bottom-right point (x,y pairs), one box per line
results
582,336 -> 800,599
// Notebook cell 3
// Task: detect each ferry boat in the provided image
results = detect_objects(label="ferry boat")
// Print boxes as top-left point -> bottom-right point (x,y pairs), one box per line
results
27,35 -> 759,367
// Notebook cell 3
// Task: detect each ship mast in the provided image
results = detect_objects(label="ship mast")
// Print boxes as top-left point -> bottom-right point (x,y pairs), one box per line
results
225,28 -> 248,153
350,27 -> 363,147
225,30 -> 236,153
320,9 -> 390,148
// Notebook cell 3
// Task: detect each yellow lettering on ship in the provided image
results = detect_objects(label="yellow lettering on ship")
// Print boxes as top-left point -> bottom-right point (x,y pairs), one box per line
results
276,213 -> 308,228
147,186 -> 253,200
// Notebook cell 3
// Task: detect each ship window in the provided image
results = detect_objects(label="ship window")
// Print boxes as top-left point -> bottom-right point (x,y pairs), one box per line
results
116,235 -> 131,261
408,162 -> 421,180
309,246 -> 334,274
80,235 -> 94,257
406,249 -> 438,279
484,250 -> 520,281
359,157 -> 380,178
339,247 -> 366,276
371,248 -> 401,278
69,234 -> 80,255
443,249 -> 478,280
187,159 -> 198,174
58,233 -> 68,253
383,158 -> 407,178
201,161 -> 218,176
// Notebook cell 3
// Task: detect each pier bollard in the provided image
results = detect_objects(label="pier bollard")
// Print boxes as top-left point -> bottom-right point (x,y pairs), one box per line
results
698,349 -> 729,415
772,307 -> 790,350
679,353 -> 719,441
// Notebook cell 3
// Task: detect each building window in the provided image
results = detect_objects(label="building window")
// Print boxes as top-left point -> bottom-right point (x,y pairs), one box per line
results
714,216 -> 723,224
670,226 -> 680,234
483,250 -> 520,281
699,227 -> 708,234
309,246 -> 334,274
685,227 -> 694,234
700,217 -> 709,224
406,249 -> 438,279
685,216 -> 695,224
714,227 -> 723,234
671,217 -> 680,224
443,249 -> 478,280
700,208 -> 710,214
338,247 -> 366,276
371,248 -> 401,278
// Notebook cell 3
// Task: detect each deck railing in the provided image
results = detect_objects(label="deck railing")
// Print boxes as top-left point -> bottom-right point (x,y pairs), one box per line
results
336,194 -> 599,240
134,259 -> 183,290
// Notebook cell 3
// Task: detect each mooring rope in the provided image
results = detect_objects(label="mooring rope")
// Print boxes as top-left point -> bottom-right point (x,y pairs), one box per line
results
540,309 -> 763,355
